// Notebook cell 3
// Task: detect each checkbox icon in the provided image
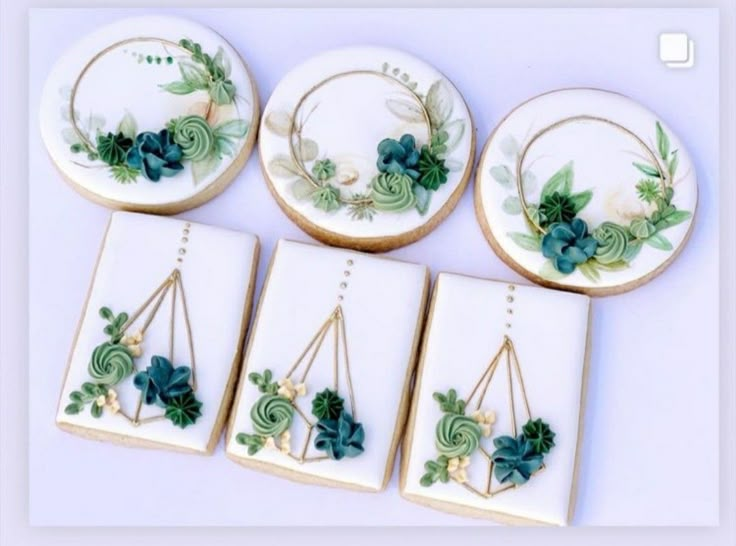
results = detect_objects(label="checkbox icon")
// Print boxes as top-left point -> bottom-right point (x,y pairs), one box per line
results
659,33 -> 694,68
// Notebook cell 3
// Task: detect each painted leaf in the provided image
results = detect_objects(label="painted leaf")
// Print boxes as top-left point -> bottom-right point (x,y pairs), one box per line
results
507,231 -> 541,251
296,138 -> 319,162
578,261 -> 601,283
215,136 -> 237,158
116,110 -> 137,140
668,150 -> 679,177
264,111 -> 293,137
522,170 -> 537,193
214,119 -> 248,139
178,60 -> 209,89
62,127 -> 81,145
502,196 -> 522,215
86,115 -> 106,134
623,240 -> 643,262
645,232 -> 673,251
385,98 -> 425,124
160,81 -> 196,95
540,161 -> 573,200
442,119 -> 465,154
569,190 -> 593,213
499,135 -> 519,158
191,155 -> 220,185
632,162 -> 661,178
656,121 -> 670,160
490,165 -> 514,187
291,178 -> 315,201
413,184 -> 431,216
425,80 -> 453,127
539,260 -> 570,281
213,46 -> 232,77
595,259 -> 629,271
656,209 -> 692,230
268,155 -> 300,178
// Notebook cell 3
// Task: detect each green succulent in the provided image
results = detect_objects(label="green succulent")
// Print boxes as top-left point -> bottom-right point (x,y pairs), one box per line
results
522,418 -> 556,454
312,185 -> 341,212
96,132 -> 133,166
629,217 -> 657,239
311,388 -> 344,420
312,159 -> 336,181
164,391 -> 203,428
491,434 -> 544,485
636,179 -> 661,204
432,389 -> 466,415
539,191 -> 576,225
417,145 -> 449,191
420,455 -> 450,487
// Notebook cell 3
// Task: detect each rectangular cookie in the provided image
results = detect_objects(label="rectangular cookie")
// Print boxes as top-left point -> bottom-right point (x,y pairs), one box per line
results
55,211 -> 259,454
225,239 -> 429,491
400,272 -> 591,525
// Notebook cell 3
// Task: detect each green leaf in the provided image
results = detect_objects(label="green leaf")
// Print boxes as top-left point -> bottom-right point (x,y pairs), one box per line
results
192,155 -> 221,185
569,190 -> 593,213
236,433 -> 249,445
594,259 -> 629,271
296,138 -> 319,162
268,155 -> 301,178
385,98 -> 425,124
264,111 -> 292,137
99,307 -> 113,321
540,161 -> 573,201
522,170 -> 537,193
656,121 -> 670,160
507,231 -> 541,251
113,312 -> 128,329
214,119 -> 248,139
247,372 -> 262,386
425,80 -> 453,127
655,209 -> 692,230
159,81 -> 196,95
489,165 -> 513,188
499,135 -> 519,158
668,150 -> 679,177
90,402 -> 103,418
441,119 -> 465,154
81,383 -> 98,397
432,392 -> 447,404
632,162 -> 661,178
64,403 -> 82,415
413,184 -> 431,216
178,60 -> 209,89
645,232 -> 673,251
623,240 -> 643,262
212,46 -> 231,78
420,473 -> 435,487
291,178 -> 315,201
116,111 -> 137,140
539,260 -> 571,281
501,196 -> 522,215
578,261 -> 601,283
69,391 -> 84,404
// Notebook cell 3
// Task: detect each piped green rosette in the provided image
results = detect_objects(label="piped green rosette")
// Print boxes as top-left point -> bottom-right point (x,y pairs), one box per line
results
498,122 -> 693,284
236,371 -> 365,461
63,306 -> 202,429
420,390 -> 555,490
65,39 -> 249,185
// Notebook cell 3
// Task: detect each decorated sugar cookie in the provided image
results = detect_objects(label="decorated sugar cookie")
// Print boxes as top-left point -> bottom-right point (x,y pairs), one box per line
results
56,212 -> 259,454
259,47 -> 475,251
401,274 -> 590,525
226,240 -> 429,490
475,89 -> 697,296
40,16 -> 259,213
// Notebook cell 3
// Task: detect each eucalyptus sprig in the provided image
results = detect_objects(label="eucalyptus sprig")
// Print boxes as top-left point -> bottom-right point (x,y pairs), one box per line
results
420,455 -> 450,487
248,369 -> 279,395
432,389 -> 466,415
64,382 -> 109,417
98,306 -> 128,343
236,432 -> 266,455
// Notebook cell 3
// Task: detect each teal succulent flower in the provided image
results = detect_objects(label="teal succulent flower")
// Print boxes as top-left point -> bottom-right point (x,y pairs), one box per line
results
490,434 -> 544,485
314,411 -> 365,460
133,355 -> 192,406
541,218 -> 598,274
376,134 -> 420,181
126,130 -> 183,182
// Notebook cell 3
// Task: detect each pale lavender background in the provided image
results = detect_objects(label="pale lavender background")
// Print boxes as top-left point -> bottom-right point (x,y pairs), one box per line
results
19,5 -> 722,530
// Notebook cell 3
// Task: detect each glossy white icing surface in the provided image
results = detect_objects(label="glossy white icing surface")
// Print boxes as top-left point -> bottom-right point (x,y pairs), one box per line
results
260,46 -> 474,241
476,89 -> 697,292
226,239 -> 428,490
56,212 -> 258,452
40,16 -> 257,208
402,273 -> 590,525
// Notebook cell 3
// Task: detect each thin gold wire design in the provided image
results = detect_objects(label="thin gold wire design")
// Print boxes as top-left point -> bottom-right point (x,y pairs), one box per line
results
287,70 -> 433,206
456,335 -> 544,499
111,267 -> 197,426
280,305 -> 356,464
68,37 -> 215,152
515,115 -> 667,235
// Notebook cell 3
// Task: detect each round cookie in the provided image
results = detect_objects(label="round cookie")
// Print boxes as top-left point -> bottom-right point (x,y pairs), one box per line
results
39,16 -> 259,214
259,46 -> 476,252
475,88 -> 697,296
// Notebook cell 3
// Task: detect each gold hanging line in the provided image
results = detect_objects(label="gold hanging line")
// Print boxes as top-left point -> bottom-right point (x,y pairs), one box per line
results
515,115 -> 667,235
